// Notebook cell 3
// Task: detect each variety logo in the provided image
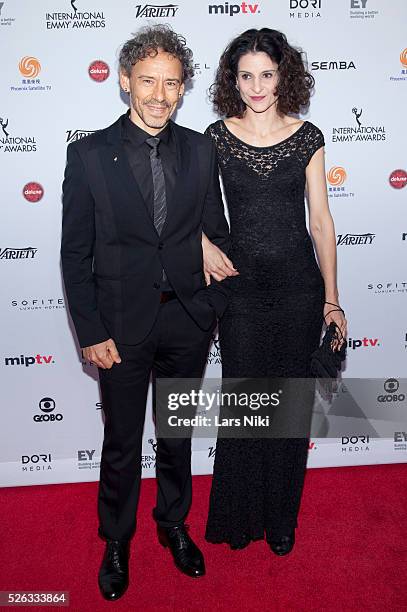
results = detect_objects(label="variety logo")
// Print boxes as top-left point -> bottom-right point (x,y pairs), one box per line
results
23,182 -> 44,202
0,1 -> 15,27
4,353 -> 55,367
10,297 -> 65,311
21,453 -> 52,472
33,397 -> 64,423
45,1 -> 106,29
208,2 -> 260,16
0,247 -> 37,259
349,0 -> 379,20
88,60 -> 109,82
327,166 -> 355,200
289,0 -> 321,19
388,169 -> 407,190
77,449 -> 100,470
347,336 -> 380,350
367,281 -> 407,295
337,233 -> 375,246
11,57 -> 51,93
135,3 -> 179,18
377,378 -> 405,403
332,107 -> 386,143
66,129 -> 97,143
341,435 -> 370,452
311,60 -> 356,71
0,117 -> 38,153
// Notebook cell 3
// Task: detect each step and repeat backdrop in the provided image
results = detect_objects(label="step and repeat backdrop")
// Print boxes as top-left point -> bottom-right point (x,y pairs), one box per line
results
0,0 -> 406,486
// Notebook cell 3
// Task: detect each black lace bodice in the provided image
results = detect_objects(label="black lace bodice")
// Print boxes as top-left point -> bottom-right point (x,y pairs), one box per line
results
205,120 -> 325,294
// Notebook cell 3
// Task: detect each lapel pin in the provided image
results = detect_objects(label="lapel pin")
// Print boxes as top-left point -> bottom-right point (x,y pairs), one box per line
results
113,155 -> 118,162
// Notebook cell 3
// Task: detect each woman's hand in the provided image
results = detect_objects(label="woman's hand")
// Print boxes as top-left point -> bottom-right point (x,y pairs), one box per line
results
323,302 -> 347,351
202,233 -> 239,285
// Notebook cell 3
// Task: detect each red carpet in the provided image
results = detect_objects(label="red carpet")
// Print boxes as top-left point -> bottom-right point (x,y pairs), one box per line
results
1,464 -> 406,611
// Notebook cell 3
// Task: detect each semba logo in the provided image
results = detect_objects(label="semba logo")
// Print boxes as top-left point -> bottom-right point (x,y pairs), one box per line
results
209,1 -> 260,16
4,353 -> 54,366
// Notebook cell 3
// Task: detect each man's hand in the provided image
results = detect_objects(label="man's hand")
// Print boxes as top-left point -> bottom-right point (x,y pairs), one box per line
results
82,339 -> 122,369
202,233 -> 239,285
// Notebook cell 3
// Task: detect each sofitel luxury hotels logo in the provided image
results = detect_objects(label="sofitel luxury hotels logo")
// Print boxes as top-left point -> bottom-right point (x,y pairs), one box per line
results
45,0 -> 106,29
332,107 -> 386,143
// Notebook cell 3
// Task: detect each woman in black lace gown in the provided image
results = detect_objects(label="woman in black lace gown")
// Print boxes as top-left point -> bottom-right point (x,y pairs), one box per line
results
202,29 -> 347,552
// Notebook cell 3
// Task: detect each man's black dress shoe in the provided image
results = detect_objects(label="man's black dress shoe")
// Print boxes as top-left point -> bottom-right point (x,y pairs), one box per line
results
266,529 -> 295,556
98,538 -> 130,601
158,524 -> 205,577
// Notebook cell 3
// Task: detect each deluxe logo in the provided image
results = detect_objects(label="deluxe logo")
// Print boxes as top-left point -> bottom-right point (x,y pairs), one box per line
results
377,378 -> 405,403
22,453 -> 52,471
0,117 -> 38,153
45,0 -> 106,29
389,169 -> 407,190
23,182 -> 44,202
332,107 -> 385,143
367,281 -> 407,295
311,60 -> 356,71
208,2 -> 260,16
0,247 -> 37,259
66,129 -> 96,143
347,336 -> 380,350
289,0 -> 321,18
337,233 -> 375,246
4,353 -> 55,367
88,60 -> 109,82
349,0 -> 379,20
135,4 -> 178,18
33,397 -> 64,423
19,56 -> 41,78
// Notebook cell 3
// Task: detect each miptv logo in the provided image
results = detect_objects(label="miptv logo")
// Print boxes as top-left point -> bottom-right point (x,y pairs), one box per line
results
19,56 -> 41,78
327,166 -> 347,187
88,60 -> 109,82
23,182 -> 44,202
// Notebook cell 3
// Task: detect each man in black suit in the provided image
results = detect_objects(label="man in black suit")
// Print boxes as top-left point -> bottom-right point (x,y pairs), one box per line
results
61,25 -> 231,600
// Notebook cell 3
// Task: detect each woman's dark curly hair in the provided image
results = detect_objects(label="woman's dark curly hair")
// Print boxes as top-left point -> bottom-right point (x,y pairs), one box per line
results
119,24 -> 194,82
210,28 -> 314,117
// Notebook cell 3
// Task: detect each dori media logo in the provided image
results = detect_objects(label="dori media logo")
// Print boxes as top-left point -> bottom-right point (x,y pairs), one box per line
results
289,0 -> 322,19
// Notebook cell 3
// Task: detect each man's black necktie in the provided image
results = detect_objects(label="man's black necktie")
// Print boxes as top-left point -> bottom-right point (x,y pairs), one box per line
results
146,136 -> 169,286
146,136 -> 167,235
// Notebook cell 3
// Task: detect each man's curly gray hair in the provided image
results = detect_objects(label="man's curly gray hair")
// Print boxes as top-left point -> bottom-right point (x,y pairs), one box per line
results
119,24 -> 195,82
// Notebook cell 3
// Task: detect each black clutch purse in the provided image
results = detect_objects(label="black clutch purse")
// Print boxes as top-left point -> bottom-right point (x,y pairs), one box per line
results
310,321 -> 347,378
